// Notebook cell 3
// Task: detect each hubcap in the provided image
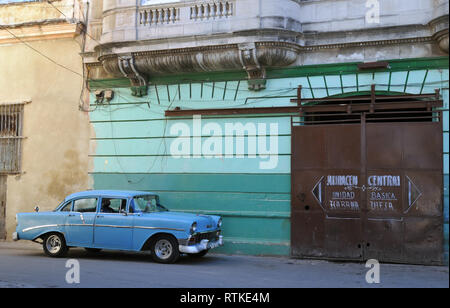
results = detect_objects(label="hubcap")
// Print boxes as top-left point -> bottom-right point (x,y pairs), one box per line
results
46,235 -> 62,254
154,239 -> 173,260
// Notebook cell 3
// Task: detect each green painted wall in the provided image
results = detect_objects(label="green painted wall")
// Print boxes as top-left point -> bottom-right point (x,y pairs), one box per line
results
89,58 -> 449,257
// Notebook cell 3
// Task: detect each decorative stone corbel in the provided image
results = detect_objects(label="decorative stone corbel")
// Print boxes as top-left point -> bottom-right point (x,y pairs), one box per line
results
117,55 -> 148,97
436,30 -> 449,54
238,43 -> 267,91
430,15 -> 449,54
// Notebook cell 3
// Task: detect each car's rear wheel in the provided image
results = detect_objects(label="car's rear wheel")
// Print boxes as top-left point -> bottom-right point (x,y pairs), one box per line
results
43,233 -> 68,258
188,249 -> 209,258
151,235 -> 180,264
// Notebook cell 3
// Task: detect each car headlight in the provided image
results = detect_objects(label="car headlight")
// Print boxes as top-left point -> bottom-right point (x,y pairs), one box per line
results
217,218 -> 222,228
190,222 -> 197,234
15,214 -> 18,227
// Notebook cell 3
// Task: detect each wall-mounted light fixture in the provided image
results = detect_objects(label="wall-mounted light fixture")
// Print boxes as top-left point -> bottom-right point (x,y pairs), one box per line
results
94,90 -> 115,104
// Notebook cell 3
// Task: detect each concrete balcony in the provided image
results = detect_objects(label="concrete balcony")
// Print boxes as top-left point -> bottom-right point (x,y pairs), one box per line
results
100,0 -> 302,48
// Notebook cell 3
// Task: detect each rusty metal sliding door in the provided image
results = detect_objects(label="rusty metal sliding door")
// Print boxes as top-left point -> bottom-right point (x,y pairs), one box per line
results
363,120 -> 443,264
291,124 -> 364,259
291,114 -> 443,265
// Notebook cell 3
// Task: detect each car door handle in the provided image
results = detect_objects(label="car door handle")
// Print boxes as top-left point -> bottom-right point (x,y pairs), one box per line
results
96,215 -> 104,218
68,214 -> 76,217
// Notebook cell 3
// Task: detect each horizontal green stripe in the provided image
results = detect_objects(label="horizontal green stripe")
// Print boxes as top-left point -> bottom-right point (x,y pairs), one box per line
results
90,115 -> 292,125
90,110 -> 298,121
91,173 -> 291,194
90,154 -> 290,157
160,192 -> 290,214
91,134 -> 291,140
91,117 -> 292,139
222,237 -> 290,246
91,135 -> 291,156
172,209 -> 290,219
214,241 -> 290,256
218,216 -> 289,241
93,156 -> 290,174
90,114 -> 297,122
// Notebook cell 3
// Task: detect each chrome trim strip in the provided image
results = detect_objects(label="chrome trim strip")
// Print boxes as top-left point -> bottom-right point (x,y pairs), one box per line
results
95,224 -> 132,229
22,225 -> 59,232
23,224 -> 185,232
134,226 -> 185,232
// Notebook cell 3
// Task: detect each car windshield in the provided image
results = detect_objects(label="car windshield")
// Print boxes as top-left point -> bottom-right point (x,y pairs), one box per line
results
132,195 -> 168,213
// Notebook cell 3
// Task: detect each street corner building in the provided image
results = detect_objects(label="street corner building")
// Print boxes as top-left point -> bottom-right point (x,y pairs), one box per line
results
0,0 -> 92,240
1,0 -> 449,265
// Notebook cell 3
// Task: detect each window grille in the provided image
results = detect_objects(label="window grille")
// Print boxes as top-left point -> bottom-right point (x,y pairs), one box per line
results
0,103 -> 24,174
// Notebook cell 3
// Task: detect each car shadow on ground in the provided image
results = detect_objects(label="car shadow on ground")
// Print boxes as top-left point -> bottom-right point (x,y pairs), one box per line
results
25,248 -> 220,265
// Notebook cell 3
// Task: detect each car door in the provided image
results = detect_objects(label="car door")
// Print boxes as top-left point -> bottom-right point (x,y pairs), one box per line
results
94,197 -> 134,250
65,198 -> 98,247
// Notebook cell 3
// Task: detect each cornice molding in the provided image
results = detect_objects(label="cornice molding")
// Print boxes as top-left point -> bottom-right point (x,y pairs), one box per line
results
89,34 -> 444,96
96,41 -> 301,95
0,21 -> 83,45
302,36 -> 436,52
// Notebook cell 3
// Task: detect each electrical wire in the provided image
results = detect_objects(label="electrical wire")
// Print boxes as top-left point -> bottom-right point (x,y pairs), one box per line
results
0,24 -> 83,77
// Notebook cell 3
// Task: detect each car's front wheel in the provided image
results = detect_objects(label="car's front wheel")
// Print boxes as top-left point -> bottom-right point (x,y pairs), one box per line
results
151,235 -> 180,264
43,233 -> 68,258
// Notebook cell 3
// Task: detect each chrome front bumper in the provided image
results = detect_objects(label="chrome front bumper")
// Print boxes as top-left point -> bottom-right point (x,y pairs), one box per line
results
12,232 -> 19,241
179,235 -> 223,254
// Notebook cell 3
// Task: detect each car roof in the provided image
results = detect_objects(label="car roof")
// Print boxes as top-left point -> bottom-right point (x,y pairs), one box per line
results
64,190 -> 158,201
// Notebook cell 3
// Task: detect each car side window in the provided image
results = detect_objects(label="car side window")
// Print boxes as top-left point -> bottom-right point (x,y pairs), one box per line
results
73,198 -> 98,213
60,201 -> 72,212
100,198 -> 127,214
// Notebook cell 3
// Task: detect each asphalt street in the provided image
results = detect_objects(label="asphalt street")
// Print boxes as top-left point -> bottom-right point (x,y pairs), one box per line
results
0,241 -> 448,288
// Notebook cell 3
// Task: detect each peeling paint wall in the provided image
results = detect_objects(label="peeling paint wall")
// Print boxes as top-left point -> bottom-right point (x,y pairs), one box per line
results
0,1 -> 92,239
0,0 -> 79,25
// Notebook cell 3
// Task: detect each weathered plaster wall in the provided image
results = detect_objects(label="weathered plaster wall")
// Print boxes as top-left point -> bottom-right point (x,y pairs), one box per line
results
0,38 -> 92,239
0,0 -> 79,24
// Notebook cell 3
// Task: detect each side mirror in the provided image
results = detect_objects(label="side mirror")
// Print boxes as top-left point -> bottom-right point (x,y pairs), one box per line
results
34,206 -> 40,212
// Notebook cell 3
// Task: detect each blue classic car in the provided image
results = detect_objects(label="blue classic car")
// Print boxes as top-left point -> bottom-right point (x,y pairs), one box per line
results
13,190 -> 223,263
